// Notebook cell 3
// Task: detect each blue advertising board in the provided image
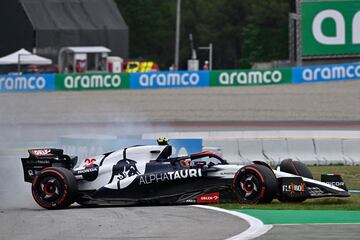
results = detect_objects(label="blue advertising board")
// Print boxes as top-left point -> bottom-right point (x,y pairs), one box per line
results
0,74 -> 55,92
130,71 -> 209,89
292,62 -> 360,84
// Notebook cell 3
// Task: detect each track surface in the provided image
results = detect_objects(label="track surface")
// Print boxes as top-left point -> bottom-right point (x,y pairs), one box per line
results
0,206 -> 248,240
0,81 -> 359,145
1,82 -> 360,239
0,81 -> 360,125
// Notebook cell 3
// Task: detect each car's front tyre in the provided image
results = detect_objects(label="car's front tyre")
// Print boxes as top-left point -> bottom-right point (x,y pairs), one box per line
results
232,165 -> 277,204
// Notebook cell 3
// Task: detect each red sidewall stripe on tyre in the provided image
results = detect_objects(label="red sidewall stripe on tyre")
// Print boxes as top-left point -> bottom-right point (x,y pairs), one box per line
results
233,166 -> 266,203
32,169 -> 69,208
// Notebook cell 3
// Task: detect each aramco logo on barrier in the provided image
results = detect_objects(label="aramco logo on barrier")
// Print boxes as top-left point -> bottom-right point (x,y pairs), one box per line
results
293,63 -> 360,83
218,71 -> 282,85
210,69 -> 291,86
303,65 -> 360,81
138,72 -> 200,87
62,74 -> 122,90
0,75 -> 51,92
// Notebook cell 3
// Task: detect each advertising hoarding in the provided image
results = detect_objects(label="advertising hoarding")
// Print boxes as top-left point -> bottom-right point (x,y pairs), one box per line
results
292,62 -> 360,83
0,74 -> 55,92
130,71 -> 209,89
302,0 -> 360,56
56,73 -> 130,91
210,68 -> 292,86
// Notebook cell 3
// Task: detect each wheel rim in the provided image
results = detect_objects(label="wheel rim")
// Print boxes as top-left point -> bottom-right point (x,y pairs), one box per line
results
237,172 -> 262,201
35,175 -> 64,204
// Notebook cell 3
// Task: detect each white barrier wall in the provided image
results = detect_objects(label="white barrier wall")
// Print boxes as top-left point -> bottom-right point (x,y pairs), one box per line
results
207,138 -> 360,165
143,131 -> 360,165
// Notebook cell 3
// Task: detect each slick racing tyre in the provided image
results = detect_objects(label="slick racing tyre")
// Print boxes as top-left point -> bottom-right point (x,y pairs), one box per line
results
32,167 -> 78,209
233,165 -> 277,204
279,159 -> 313,179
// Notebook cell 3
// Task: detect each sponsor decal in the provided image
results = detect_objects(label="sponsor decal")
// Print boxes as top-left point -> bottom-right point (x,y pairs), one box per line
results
196,192 -> 220,203
321,174 -> 347,191
130,71 -> 209,89
292,62 -> 360,84
0,74 -> 55,92
84,158 -> 96,168
210,69 -> 292,86
56,73 -> 129,91
139,169 -> 202,185
76,167 -> 98,174
76,166 -> 99,181
325,181 -> 345,187
282,183 -> 305,193
27,159 -> 51,165
280,177 -> 308,198
108,159 -> 143,189
31,149 -> 52,156
302,1 -> 360,56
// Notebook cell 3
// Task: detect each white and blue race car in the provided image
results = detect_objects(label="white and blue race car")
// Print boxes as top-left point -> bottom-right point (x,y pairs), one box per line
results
21,140 -> 350,209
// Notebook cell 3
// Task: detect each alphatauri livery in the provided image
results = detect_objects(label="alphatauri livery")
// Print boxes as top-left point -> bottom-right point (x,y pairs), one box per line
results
21,140 -> 350,209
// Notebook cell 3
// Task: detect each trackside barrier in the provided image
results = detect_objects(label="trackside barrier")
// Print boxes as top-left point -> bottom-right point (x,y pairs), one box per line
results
237,139 -> 267,164
203,140 -> 244,164
0,74 -> 55,92
1,62 -> 360,93
130,71 -> 209,89
56,73 -> 130,91
314,139 -> 352,165
210,68 -> 292,87
204,138 -> 359,165
342,140 -> 360,165
262,139 -> 289,165
292,62 -> 360,84
287,139 -> 320,165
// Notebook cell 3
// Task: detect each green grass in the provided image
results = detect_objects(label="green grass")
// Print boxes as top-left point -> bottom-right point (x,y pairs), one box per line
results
216,195 -> 360,210
216,165 -> 360,211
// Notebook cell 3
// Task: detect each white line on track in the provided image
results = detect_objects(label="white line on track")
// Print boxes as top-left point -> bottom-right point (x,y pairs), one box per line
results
193,205 -> 272,240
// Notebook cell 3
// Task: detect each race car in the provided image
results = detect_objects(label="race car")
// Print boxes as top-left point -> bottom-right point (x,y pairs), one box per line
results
21,140 -> 350,209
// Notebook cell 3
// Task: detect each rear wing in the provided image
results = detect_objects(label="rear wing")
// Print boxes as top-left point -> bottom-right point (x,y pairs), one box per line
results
21,149 -> 77,183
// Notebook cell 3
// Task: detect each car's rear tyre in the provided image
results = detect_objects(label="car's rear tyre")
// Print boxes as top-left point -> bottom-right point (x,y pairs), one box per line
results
232,165 -> 277,204
32,167 -> 77,209
279,159 -> 313,179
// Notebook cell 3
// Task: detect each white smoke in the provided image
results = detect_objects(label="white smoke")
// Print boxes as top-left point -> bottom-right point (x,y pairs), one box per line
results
0,149 -> 39,209
0,112 -> 172,209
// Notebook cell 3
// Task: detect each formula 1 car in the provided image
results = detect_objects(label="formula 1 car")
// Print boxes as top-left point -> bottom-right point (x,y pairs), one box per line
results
21,140 -> 350,209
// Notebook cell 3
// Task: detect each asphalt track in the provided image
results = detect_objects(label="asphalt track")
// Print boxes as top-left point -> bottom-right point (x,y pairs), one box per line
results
0,205 -> 250,240
0,80 -> 360,125
1,81 -> 360,239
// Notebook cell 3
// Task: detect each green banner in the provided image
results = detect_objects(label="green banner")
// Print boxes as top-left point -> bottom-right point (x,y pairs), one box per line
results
56,73 -> 130,91
210,68 -> 292,86
302,0 -> 360,56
